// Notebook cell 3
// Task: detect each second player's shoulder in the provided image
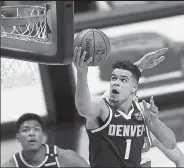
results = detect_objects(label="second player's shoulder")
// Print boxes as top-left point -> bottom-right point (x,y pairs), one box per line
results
57,148 -> 90,167
57,148 -> 82,160
1,156 -> 16,167
57,148 -> 76,155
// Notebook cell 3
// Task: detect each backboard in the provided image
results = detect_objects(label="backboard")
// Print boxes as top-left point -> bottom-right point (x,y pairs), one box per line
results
1,1 -> 74,65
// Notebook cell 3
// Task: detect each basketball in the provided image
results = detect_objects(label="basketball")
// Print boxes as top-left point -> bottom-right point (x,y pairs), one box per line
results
74,29 -> 111,66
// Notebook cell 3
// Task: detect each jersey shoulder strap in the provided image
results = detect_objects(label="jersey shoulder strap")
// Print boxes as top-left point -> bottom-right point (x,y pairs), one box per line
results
44,144 -> 61,167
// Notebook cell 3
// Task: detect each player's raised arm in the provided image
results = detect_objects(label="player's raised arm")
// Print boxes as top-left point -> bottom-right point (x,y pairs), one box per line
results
134,48 -> 168,71
73,47 -> 92,118
141,97 -> 176,149
73,47 -> 102,121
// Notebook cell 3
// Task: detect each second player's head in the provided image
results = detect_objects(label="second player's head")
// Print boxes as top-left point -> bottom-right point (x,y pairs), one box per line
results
110,60 -> 141,105
16,113 -> 46,152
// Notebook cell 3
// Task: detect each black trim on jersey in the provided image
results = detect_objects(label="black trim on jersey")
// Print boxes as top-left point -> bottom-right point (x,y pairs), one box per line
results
13,144 -> 60,167
103,97 -> 112,107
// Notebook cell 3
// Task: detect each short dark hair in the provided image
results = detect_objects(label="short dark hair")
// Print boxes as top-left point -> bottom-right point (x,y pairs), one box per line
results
112,60 -> 141,83
16,113 -> 44,132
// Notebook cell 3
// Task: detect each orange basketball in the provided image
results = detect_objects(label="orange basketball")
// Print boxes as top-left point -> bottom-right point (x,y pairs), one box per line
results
74,29 -> 111,66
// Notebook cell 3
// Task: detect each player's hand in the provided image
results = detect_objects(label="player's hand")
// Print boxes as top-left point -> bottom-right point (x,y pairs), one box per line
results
142,96 -> 159,124
135,48 -> 168,71
73,47 -> 92,73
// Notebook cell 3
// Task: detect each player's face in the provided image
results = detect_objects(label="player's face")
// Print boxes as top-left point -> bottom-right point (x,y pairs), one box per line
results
110,68 -> 137,104
17,120 -> 44,152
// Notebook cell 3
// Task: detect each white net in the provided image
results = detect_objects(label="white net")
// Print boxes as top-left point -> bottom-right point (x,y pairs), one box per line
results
1,57 -> 40,88
1,4 -> 51,43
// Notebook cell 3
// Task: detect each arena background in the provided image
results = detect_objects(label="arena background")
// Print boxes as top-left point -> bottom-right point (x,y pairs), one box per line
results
1,1 -> 184,167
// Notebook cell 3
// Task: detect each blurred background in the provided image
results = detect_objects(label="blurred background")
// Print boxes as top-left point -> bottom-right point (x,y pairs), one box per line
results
1,1 -> 184,167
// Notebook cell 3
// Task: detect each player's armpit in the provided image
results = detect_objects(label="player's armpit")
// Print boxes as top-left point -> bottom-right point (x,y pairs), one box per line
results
91,96 -> 104,115
82,96 -> 103,119
84,96 -> 104,130
1,157 -> 16,167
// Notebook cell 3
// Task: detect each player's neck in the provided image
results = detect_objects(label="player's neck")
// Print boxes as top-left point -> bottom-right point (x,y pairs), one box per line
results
117,97 -> 133,114
22,145 -> 46,166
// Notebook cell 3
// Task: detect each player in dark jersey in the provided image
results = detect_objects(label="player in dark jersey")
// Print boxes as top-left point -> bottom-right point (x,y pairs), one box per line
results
103,94 -> 184,167
73,47 -> 176,167
103,90 -> 153,167
1,113 -> 89,167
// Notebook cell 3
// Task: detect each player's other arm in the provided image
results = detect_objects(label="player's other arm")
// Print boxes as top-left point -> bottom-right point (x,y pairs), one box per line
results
151,133 -> 184,167
141,98 -> 176,149
148,119 -> 176,149
1,157 -> 16,167
58,148 -> 90,167
134,48 -> 167,71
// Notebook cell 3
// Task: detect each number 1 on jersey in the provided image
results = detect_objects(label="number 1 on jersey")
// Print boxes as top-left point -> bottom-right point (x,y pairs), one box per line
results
125,139 -> 132,159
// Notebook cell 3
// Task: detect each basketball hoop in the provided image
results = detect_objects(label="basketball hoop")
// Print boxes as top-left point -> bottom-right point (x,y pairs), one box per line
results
0,1 -> 74,65
1,4 -> 51,43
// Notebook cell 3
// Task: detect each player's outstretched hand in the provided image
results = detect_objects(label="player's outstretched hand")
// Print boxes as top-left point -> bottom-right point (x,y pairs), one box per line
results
135,48 -> 168,71
142,96 -> 159,124
73,47 -> 92,73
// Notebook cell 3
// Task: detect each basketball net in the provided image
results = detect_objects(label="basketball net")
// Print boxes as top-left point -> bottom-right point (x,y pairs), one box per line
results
1,3 -> 51,43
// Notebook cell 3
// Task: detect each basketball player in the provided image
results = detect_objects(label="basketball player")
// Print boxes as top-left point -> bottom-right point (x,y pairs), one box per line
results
73,47 -> 176,167
1,113 -> 90,167
103,92 -> 184,167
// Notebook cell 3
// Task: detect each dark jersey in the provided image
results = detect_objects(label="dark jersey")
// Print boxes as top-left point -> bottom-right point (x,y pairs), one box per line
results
86,98 -> 146,167
13,144 -> 60,167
